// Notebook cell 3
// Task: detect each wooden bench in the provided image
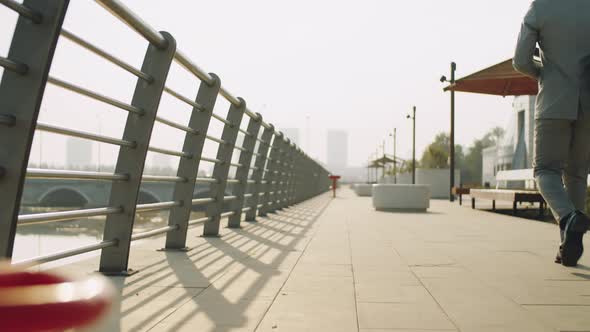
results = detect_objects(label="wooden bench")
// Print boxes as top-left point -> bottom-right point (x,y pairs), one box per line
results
452,187 -> 470,205
470,189 -> 546,216
469,169 -> 546,217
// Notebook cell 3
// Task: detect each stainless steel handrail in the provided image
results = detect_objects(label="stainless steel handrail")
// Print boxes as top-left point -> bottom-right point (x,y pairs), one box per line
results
142,175 -> 187,183
0,55 -> 28,74
148,146 -> 192,159
0,0 -> 42,23
18,207 -> 123,224
211,112 -> 232,126
12,240 -> 118,267
155,116 -> 199,135
200,157 -> 222,164
164,86 -> 204,111
60,29 -> 152,82
188,216 -> 211,226
196,177 -> 219,184
238,128 -> 253,137
36,122 -> 136,147
192,198 -> 215,205
26,168 -> 129,181
136,201 -> 181,213
48,76 -> 143,115
205,135 -> 226,145
174,49 -> 215,85
131,225 -> 177,241
94,0 -> 168,49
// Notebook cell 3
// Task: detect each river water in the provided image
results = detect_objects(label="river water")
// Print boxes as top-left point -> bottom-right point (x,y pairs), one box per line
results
12,208 -> 194,269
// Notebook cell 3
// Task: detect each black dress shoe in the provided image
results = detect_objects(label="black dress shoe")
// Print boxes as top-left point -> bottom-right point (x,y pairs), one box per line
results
560,211 -> 589,267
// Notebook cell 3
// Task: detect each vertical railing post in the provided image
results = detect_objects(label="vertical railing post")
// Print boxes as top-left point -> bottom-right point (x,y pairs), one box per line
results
268,137 -> 288,213
0,0 -> 70,259
285,145 -> 300,206
228,113 -> 262,228
259,131 -> 283,216
164,74 -> 221,250
99,32 -> 176,275
277,141 -> 295,210
244,125 -> 274,221
203,99 -> 246,236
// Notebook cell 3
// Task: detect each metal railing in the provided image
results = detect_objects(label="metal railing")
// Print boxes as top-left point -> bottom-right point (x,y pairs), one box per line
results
0,0 -> 330,275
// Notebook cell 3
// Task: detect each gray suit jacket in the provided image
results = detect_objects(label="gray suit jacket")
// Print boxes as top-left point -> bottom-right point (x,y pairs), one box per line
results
513,0 -> 590,120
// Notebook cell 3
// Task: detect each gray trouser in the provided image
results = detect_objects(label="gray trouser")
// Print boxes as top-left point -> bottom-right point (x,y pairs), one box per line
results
534,109 -> 590,222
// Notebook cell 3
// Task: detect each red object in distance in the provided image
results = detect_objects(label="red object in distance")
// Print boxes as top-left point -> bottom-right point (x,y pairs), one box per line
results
329,175 -> 341,198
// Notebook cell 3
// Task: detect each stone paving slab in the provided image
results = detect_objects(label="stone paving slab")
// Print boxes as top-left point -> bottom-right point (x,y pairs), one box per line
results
47,187 -> 590,331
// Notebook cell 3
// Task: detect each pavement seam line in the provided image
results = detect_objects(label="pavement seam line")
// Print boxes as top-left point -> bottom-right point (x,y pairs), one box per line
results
253,194 -> 333,332
346,217 -> 361,332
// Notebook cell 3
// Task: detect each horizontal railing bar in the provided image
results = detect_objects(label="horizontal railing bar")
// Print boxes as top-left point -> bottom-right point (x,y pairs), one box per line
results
200,157 -> 222,164
219,86 -> 241,107
211,112 -> 232,126
142,175 -> 186,183
220,211 -> 236,218
205,135 -> 226,145
196,177 -> 218,184
226,179 -> 240,184
223,196 -> 237,201
26,168 -> 129,181
257,204 -> 264,208
247,180 -> 256,184
155,116 -> 198,135
260,120 -> 273,130
188,216 -> 210,226
12,240 -> 117,267
60,29 -> 152,82
94,0 -> 168,49
163,86 -> 204,111
173,49 -> 214,85
148,146 -> 192,159
238,128 -> 253,137
244,108 -> 259,120
131,225 -> 177,241
136,201 -> 181,213
36,122 -> 136,147
18,207 -> 122,224
229,162 -> 243,168
48,76 -> 143,114
242,207 -> 252,212
0,114 -> 16,126
0,0 -> 42,23
0,55 -> 28,74
233,145 -> 248,152
192,198 -> 215,205
243,194 -> 253,198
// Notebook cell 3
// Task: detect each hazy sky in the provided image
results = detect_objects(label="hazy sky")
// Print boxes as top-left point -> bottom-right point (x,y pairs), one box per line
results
0,0 -> 533,169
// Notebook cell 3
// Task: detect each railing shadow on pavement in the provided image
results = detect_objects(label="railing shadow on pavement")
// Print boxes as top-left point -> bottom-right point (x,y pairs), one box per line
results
93,193 -> 332,331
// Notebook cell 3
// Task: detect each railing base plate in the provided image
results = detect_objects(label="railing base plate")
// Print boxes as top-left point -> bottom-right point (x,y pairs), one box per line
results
99,269 -> 139,277
157,247 -> 192,252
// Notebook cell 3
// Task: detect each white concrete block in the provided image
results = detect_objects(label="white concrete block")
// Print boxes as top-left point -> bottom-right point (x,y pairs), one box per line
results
355,184 -> 373,197
372,184 -> 430,211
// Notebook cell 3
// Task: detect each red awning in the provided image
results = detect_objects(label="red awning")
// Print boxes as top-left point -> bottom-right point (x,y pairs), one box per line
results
444,59 -> 539,96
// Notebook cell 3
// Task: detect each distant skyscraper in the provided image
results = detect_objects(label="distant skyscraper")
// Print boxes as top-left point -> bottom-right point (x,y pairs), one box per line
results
280,128 -> 301,147
66,138 -> 93,168
327,130 -> 348,169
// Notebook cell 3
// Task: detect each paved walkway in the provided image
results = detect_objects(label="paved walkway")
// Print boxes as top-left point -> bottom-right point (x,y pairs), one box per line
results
60,188 -> 589,332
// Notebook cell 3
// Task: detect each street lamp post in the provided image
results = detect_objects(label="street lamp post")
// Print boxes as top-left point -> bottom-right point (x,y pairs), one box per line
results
406,107 -> 416,185
441,62 -> 457,202
389,128 -> 397,184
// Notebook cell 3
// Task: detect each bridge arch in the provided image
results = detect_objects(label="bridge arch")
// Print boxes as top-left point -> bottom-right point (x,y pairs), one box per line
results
38,187 -> 90,208
137,190 -> 160,204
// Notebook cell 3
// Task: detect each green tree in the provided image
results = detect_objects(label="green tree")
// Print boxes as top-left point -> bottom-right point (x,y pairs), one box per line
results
461,126 -> 505,186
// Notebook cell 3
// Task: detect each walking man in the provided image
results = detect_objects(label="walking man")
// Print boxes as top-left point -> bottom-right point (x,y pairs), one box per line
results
514,0 -> 590,266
